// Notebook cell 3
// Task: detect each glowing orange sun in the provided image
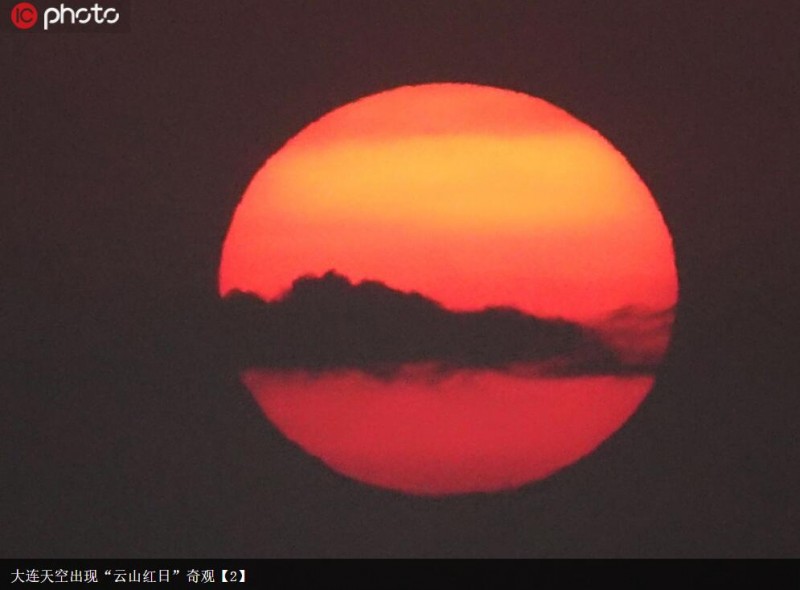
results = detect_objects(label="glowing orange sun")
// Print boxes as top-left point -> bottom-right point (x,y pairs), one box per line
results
219,83 -> 677,495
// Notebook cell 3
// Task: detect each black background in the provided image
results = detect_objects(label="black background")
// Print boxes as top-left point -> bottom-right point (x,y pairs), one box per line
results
3,1 -> 799,557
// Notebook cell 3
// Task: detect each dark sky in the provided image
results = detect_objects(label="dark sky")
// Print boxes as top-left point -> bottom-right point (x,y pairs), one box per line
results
3,1 -> 799,557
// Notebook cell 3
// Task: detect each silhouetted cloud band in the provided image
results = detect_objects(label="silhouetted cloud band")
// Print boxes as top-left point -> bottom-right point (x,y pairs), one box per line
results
222,271 -> 669,378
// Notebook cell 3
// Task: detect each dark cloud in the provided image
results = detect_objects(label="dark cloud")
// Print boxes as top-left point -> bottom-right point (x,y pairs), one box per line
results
221,271 -> 668,378
587,306 -> 675,371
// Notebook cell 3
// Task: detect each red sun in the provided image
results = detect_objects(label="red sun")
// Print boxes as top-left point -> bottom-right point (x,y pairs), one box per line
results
219,83 -> 678,495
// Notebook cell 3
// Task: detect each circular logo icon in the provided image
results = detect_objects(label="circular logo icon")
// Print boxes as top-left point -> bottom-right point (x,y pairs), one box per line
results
11,2 -> 38,30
